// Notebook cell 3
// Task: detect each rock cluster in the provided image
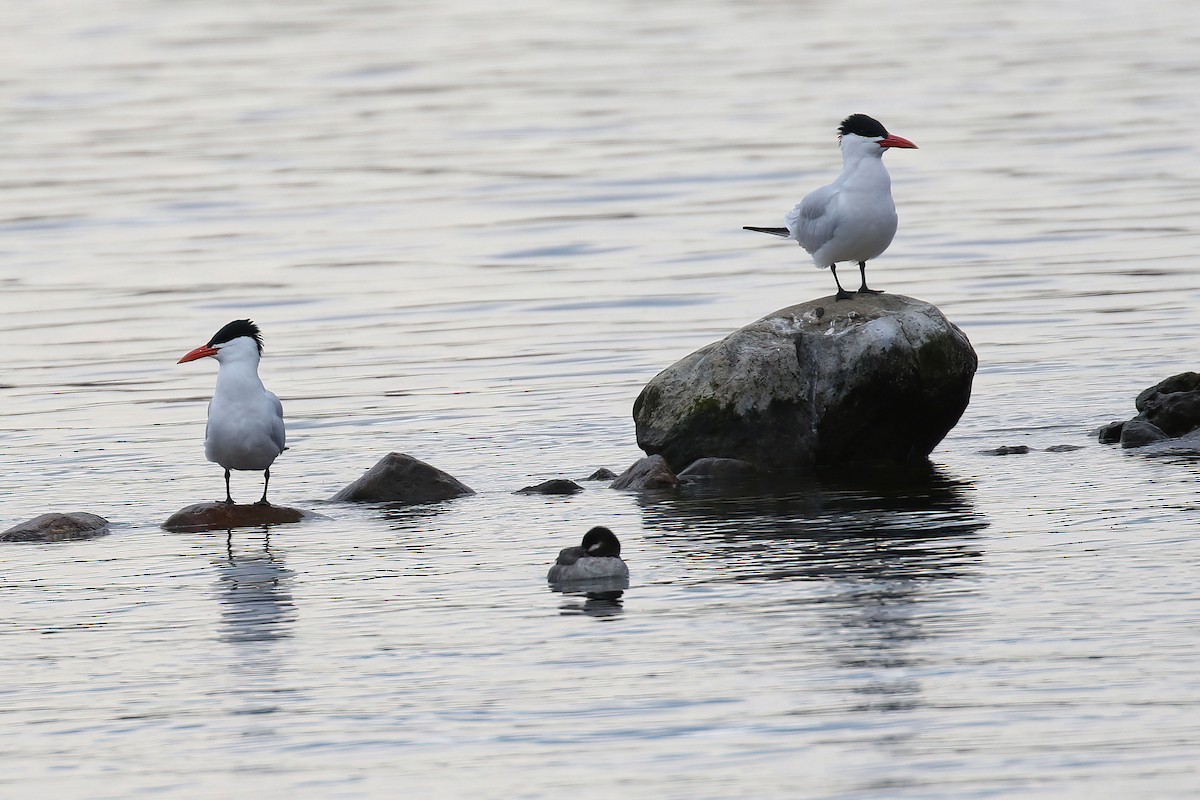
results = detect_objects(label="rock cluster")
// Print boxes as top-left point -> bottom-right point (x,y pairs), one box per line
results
1099,372 -> 1200,450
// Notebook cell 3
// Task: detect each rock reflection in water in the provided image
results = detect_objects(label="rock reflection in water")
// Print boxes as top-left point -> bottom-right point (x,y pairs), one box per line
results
638,466 -> 986,713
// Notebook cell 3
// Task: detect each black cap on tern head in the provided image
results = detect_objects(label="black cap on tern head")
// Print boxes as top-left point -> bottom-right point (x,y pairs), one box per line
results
838,114 -> 889,139
208,319 -> 263,353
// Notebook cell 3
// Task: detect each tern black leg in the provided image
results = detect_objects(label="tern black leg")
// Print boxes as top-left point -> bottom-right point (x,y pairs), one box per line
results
857,260 -> 883,295
223,469 -> 234,505
256,468 -> 272,506
830,264 -> 854,301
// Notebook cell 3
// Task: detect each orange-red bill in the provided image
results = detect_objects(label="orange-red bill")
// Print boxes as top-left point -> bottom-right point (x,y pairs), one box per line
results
878,134 -> 917,149
178,344 -> 218,363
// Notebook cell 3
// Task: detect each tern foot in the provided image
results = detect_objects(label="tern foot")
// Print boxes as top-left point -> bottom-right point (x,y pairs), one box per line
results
221,498 -> 236,506
835,289 -> 855,301
857,287 -> 884,295
255,499 -> 272,507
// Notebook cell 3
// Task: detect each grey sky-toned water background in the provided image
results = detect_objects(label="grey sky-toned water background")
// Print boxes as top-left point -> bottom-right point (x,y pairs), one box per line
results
2,0 -> 1199,797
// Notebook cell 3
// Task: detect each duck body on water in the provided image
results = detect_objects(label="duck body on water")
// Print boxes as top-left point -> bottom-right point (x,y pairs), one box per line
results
178,320 -> 286,505
547,526 -> 629,583
745,114 -> 917,300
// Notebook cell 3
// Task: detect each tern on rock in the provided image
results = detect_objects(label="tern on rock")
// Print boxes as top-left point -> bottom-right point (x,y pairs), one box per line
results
178,319 -> 286,505
744,114 -> 918,300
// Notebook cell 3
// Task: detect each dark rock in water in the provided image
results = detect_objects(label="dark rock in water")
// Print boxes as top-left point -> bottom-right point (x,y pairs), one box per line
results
516,479 -> 583,495
610,455 -> 677,490
2,512 -> 110,543
1139,388 -> 1200,438
982,445 -> 1030,456
1103,373 -> 1200,450
677,457 -> 761,480
163,502 -> 313,532
584,468 -> 617,481
1096,421 -> 1125,444
1135,372 -> 1200,413
331,452 -> 475,504
1120,420 -> 1170,449
633,294 -> 977,471
1044,444 -> 1084,453
1137,428 -> 1200,456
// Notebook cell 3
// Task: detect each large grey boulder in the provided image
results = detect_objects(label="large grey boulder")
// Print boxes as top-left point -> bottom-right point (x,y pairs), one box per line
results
331,452 -> 475,503
634,294 -> 977,471
2,512 -> 110,542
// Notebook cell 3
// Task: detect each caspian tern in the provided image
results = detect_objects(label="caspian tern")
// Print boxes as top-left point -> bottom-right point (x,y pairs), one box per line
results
178,319 -> 286,506
744,114 -> 918,300
547,526 -> 629,583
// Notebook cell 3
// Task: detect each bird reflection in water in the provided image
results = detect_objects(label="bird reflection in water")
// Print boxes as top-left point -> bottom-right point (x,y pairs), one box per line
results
548,576 -> 629,619
210,527 -> 300,736
216,527 -> 296,644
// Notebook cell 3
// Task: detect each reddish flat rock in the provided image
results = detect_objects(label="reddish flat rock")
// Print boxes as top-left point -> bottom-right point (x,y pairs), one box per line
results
163,502 -> 315,532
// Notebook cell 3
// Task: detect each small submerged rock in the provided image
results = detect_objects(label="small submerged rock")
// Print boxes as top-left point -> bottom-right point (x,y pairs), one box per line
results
2,512 -> 110,543
163,502 -> 313,532
610,455 -> 677,490
331,452 -> 475,503
982,445 -> 1030,456
677,457 -> 761,480
583,468 -> 617,481
516,479 -> 583,495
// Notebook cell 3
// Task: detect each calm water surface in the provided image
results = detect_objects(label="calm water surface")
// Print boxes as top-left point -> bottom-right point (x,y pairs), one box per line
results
2,0 -> 1199,797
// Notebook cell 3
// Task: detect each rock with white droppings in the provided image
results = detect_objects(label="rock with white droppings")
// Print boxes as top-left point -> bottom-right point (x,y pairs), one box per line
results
633,294 -> 977,471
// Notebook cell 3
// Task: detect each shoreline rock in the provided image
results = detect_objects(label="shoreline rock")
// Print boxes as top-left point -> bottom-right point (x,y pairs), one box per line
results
634,294 -> 977,471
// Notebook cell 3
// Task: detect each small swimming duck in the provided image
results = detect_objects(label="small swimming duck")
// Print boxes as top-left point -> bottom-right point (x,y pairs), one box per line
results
547,526 -> 629,583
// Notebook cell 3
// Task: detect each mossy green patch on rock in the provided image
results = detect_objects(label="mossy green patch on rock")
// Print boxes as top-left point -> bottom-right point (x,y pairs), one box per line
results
633,294 -> 976,471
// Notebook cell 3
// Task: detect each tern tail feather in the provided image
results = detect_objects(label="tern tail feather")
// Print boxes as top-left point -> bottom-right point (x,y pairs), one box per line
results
743,226 -> 790,237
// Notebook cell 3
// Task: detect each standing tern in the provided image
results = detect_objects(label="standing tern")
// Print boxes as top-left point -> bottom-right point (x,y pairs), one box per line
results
178,319 -> 286,505
744,114 -> 918,300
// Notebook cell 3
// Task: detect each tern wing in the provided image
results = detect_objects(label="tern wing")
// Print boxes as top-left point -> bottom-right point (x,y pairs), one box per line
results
268,392 -> 286,452
786,184 -> 840,255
